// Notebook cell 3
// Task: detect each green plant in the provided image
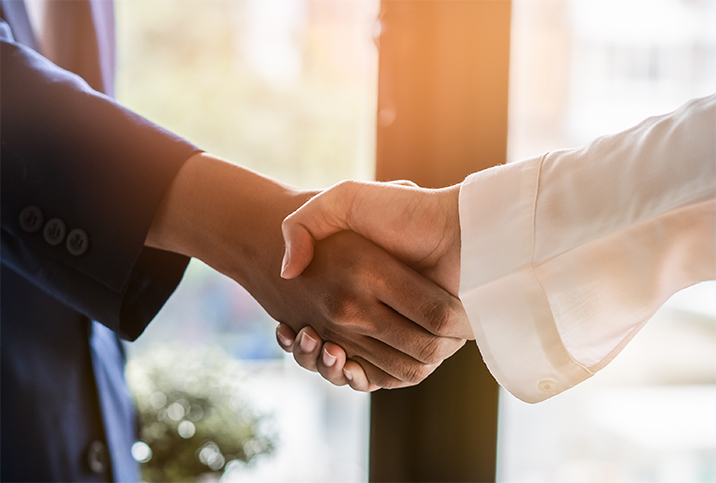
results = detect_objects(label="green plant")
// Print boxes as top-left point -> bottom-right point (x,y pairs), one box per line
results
126,345 -> 273,482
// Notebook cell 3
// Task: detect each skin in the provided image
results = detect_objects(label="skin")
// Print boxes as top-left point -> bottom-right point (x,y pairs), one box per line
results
145,153 -> 468,389
281,180 -> 464,297
275,179 -> 471,391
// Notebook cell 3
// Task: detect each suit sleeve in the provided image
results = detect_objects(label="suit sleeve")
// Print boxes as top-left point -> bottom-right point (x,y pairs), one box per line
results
458,94 -> 716,403
1,37 -> 201,340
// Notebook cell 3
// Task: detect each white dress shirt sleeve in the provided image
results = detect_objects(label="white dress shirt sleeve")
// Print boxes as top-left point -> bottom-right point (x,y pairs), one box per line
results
458,94 -> 716,403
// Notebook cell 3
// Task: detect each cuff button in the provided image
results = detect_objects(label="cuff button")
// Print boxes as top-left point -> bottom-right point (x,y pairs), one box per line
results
66,229 -> 89,256
19,206 -> 44,233
43,218 -> 66,246
538,379 -> 558,393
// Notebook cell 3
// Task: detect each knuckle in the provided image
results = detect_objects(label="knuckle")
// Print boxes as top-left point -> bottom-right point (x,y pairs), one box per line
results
422,300 -> 454,336
417,337 -> 447,365
358,363 -> 396,390
324,294 -> 363,328
370,372 -> 391,388
375,373 -> 406,390
401,362 -> 432,385
326,299 -> 350,321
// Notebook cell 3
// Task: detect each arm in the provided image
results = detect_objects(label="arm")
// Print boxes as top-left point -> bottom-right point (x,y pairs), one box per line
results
145,152 -> 468,388
279,94 -> 716,399
1,36 -> 467,388
1,37 -> 197,339
459,94 -> 715,402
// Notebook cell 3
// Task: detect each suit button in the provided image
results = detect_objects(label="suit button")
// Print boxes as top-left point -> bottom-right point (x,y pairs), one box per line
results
86,440 -> 108,474
66,229 -> 89,256
19,206 -> 44,233
43,218 -> 66,246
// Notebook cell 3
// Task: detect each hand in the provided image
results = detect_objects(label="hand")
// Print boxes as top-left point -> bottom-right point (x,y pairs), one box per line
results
276,179 -> 472,390
146,154 -> 467,388
276,324 -> 382,392
281,180 -> 464,300
251,229 -> 468,388
281,179 -> 469,334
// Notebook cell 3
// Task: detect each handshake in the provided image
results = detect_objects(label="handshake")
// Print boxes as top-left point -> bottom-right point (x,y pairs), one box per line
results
141,95 -> 716,402
276,178 -> 472,391
147,152 -> 473,393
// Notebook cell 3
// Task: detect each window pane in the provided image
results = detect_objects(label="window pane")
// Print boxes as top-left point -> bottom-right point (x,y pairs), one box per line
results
501,0 -> 716,481
115,1 -> 378,481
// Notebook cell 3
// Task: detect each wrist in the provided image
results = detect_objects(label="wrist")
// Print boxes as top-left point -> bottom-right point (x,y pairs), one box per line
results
431,183 -> 462,295
441,183 -> 461,239
439,183 -> 462,260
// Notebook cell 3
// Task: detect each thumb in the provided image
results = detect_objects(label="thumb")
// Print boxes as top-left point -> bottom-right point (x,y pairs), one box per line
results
280,218 -> 316,279
280,185 -> 354,279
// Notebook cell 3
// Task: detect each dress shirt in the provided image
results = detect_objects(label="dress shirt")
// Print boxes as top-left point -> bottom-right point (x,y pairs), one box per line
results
458,94 -> 716,403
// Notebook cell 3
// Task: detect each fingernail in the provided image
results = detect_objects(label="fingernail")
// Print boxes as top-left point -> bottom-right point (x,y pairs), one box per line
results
322,348 -> 337,367
277,330 -> 293,348
343,368 -> 353,382
300,332 -> 318,352
280,247 -> 290,279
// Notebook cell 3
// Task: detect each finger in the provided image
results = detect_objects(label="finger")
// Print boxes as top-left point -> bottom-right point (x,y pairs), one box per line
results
374,261 -> 473,340
298,232 -> 464,377
315,342 -> 349,386
342,359 -> 381,392
351,335 -> 442,386
357,301 -> 465,365
281,181 -> 359,279
280,221 -> 316,279
275,323 -> 297,353
351,356 -> 439,390
292,326 -> 323,373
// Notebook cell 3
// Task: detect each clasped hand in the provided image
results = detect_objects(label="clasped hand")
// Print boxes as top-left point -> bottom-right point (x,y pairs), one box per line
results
148,154 -> 470,392
275,179 -> 473,391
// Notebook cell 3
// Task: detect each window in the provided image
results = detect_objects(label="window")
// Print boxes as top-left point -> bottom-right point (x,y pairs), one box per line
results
115,1 -> 379,481
501,1 -> 716,481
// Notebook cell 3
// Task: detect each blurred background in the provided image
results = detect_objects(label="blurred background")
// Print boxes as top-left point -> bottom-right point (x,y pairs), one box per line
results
502,1 -> 716,482
115,1 -> 378,481
114,0 -> 716,481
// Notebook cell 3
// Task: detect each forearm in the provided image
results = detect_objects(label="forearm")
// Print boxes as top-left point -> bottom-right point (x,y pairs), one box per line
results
146,153 -> 469,389
459,94 -> 716,403
1,39 -> 197,338
146,152 -> 315,287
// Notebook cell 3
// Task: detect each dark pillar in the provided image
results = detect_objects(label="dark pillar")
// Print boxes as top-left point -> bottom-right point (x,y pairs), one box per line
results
370,1 -> 511,481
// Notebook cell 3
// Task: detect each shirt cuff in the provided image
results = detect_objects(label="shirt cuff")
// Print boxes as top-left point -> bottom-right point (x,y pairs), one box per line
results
458,156 -> 592,403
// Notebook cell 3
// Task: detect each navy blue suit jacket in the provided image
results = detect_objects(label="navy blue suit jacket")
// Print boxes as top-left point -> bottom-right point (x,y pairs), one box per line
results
1,5 -> 199,481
